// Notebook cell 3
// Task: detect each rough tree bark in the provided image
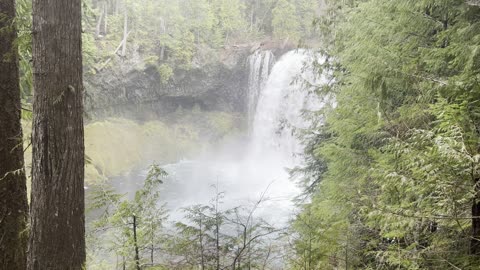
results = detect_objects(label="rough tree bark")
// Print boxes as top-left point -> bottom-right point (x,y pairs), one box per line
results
0,0 -> 29,268
28,0 -> 85,269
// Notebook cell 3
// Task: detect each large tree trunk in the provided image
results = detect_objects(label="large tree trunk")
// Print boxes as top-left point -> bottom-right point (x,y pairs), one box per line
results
0,0 -> 29,268
28,0 -> 85,269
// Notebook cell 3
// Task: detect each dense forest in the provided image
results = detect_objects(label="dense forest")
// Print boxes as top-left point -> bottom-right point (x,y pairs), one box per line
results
290,1 -> 480,269
1,0 -> 480,269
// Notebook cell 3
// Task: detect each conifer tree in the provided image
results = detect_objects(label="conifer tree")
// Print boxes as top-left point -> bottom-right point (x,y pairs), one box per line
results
0,0 -> 29,268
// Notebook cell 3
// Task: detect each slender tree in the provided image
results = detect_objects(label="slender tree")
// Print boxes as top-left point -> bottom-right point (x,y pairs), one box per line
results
121,4 -> 128,57
0,0 -> 29,268
28,0 -> 85,269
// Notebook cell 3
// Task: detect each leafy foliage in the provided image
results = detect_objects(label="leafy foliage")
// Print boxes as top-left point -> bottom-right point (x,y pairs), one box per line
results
87,164 -> 168,269
291,0 -> 480,269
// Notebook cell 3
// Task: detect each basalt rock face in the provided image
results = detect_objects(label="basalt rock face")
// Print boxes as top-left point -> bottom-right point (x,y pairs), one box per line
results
84,47 -> 250,120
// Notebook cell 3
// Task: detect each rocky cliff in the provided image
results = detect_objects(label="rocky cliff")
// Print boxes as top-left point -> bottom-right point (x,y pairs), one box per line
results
84,45 -> 251,121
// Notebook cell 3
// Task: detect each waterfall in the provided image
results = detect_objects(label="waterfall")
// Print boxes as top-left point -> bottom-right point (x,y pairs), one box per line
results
90,49 -> 330,269
121,50 -> 329,225
249,50 -> 326,167
247,50 -> 275,126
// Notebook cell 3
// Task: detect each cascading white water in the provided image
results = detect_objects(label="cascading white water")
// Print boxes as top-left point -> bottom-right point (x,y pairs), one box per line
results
246,50 -> 275,127
160,51 -> 325,216
249,50 -> 324,167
